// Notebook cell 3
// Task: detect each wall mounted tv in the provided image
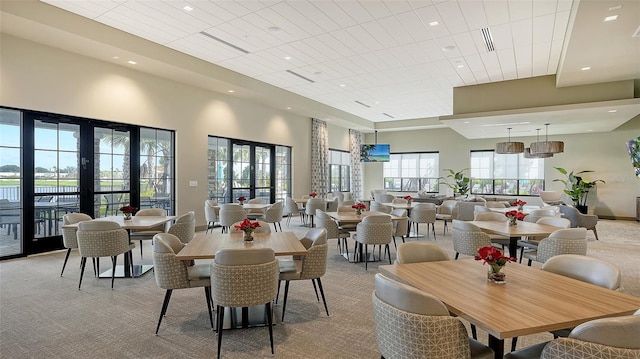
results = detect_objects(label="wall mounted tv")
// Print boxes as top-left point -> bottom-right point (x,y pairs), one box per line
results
626,136 -> 639,178
361,144 -> 390,162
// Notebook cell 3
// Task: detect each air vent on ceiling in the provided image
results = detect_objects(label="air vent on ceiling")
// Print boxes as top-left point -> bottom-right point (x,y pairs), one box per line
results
481,27 -> 495,52
355,100 -> 371,108
286,70 -> 315,83
383,113 -> 395,119
633,25 -> 640,38
199,31 -> 250,54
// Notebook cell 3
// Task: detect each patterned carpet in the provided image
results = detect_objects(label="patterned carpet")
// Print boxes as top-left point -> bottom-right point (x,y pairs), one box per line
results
1,218 -> 638,358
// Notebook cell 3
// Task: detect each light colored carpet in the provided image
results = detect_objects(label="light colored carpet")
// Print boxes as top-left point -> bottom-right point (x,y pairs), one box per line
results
1,218 -> 638,358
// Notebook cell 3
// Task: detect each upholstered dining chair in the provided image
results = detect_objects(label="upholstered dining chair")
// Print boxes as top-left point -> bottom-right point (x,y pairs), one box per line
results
523,208 -> 559,223
452,220 -> 492,259
326,197 -> 339,212
353,214 -> 393,270
76,220 -> 134,289
452,201 -> 482,221
340,200 -> 355,206
372,273 -> 494,359
229,220 -> 271,233
61,213 -> 92,276
558,205 -> 600,240
315,209 -> 349,256
284,197 -> 302,226
523,228 -> 588,266
246,197 -> 267,220
375,193 -> 395,203
129,208 -> 167,259
167,211 -> 195,244
539,191 -> 564,205
219,203 -> 247,233
151,233 -> 213,334
370,201 -> 391,213
473,211 -> 511,249
263,201 -> 284,231
410,203 -> 436,240
436,200 -> 457,235
395,242 -> 449,264
391,198 -> 408,205
518,217 -> 571,262
204,200 -> 219,233
337,204 -> 355,213
278,228 -> 328,322
210,248 -> 279,359
390,208 -> 408,249
305,198 -> 326,227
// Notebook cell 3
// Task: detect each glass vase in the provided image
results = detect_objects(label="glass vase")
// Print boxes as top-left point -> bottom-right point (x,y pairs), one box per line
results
508,216 -> 517,226
243,230 -> 254,242
124,212 -> 132,220
487,265 -> 506,284
517,204 -> 524,211
355,209 -> 362,215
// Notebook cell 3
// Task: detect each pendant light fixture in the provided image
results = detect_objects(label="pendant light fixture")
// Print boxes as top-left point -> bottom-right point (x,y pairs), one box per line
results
524,129 -> 553,158
495,127 -> 524,154
530,123 -> 564,155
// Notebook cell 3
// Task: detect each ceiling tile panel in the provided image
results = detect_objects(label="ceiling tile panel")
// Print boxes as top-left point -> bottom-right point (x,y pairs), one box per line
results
483,0 -> 510,26
552,10 -> 571,40
239,1 -> 270,12
395,11 -> 433,42
547,39 -> 563,74
465,54 -> 488,82
490,23 -> 514,51
166,34 -> 242,62
42,0 -> 121,18
418,40 -> 448,62
532,13 -> 555,44
329,29 -> 370,54
508,0 -> 533,21
435,1 -> 469,35
358,0 -> 393,20
97,9 -> 180,44
532,42 -> 552,76
268,2 -> 325,37
452,32 -> 479,55
414,6 -> 449,38
213,17 -> 279,51
532,0 -> 558,17
379,15 -> 415,45
459,0 -> 488,30
360,20 -> 398,48
511,18 -> 533,46
479,52 -> 504,81
315,33 -> 357,58
289,1 -> 341,32
311,1 -> 357,27
345,25 -> 384,52
384,0 -> 414,15
496,49 -> 518,80
253,6 -> 311,42
556,0 -> 573,12
514,45 -> 533,78
334,1 -> 374,23
170,2 -> 232,24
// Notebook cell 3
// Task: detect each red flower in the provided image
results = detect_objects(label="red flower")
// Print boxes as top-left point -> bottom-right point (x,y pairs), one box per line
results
475,246 -> 516,266
237,196 -> 246,202
505,210 -> 525,221
234,218 -> 260,231
514,199 -> 527,206
309,192 -> 318,198
119,205 -> 137,213
403,195 -> 413,201
352,203 -> 366,210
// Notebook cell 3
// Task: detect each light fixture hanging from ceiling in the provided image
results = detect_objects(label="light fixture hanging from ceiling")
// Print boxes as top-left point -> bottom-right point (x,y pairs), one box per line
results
530,123 -> 564,155
495,127 -> 524,154
524,129 -> 553,158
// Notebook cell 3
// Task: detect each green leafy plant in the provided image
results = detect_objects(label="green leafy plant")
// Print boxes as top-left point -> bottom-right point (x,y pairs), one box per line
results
438,168 -> 470,196
553,167 -> 605,207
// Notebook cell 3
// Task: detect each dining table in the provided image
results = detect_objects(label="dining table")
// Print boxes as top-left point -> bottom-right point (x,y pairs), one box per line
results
489,206 -> 540,215
62,215 -> 176,278
379,259 -> 640,359
469,220 -> 559,259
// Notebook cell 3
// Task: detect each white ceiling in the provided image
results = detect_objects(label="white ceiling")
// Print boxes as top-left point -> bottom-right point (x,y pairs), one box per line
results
6,1 -> 640,138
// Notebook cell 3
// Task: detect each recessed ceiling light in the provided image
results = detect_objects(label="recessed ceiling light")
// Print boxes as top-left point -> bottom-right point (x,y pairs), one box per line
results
313,71 -> 322,75
608,5 -> 622,10
268,26 -> 281,32
227,90 -> 234,93
463,121 -> 470,124
339,84 -> 346,87
442,45 -> 456,52
608,109 -> 618,113
183,5 -> 193,12
286,107 -> 292,110
429,21 -> 439,27
127,60 -> 137,65
283,56 -> 292,60
581,66 -> 591,71
604,15 -> 618,22
456,64 -> 464,68
112,56 -> 119,59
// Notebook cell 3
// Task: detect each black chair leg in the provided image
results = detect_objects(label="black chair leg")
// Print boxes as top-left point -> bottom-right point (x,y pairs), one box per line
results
276,280 -> 281,303
365,245 -> 369,270
216,305 -> 224,359
139,240 -> 143,259
471,323 -> 477,339
386,244 -> 391,264
204,287 -> 214,330
61,248 -> 72,276
78,257 -> 87,289
281,280 -> 290,322
311,278 -> 319,301
111,255 -> 117,289
317,278 -> 329,316
455,252 -> 460,260
155,289 -> 173,334
511,337 -> 518,352
266,302 -> 274,355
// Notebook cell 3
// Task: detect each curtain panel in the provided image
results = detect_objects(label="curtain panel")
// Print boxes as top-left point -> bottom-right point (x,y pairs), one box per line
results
311,119 -> 329,197
349,129 -> 362,201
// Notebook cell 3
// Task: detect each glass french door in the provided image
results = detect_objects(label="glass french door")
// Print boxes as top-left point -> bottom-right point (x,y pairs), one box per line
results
230,142 -> 274,203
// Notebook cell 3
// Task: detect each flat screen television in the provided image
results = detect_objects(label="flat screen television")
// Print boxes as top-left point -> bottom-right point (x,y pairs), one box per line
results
361,144 -> 390,162
625,137 -> 640,178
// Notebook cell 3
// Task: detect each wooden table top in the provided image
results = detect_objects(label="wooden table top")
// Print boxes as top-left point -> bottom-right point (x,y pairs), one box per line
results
325,211 -> 403,224
469,220 -> 559,238
61,215 -> 176,230
380,202 -> 418,210
489,206 -> 540,215
242,203 -> 271,210
176,231 -> 307,260
379,259 -> 640,339
293,198 -> 330,204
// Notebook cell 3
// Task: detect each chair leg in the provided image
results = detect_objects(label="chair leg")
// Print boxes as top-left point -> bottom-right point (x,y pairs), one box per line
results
519,247 -> 525,263
278,222 -> 282,231
311,278 -> 320,301
281,280 -> 290,322
78,257 -> 87,289
365,245 -> 369,270
386,244 -> 392,264
139,240 -> 143,259
155,289 -> 173,334
266,302 -> 275,355
216,305 -> 224,359
111,255 -> 117,289
591,226 -> 599,240
316,278 -> 329,316
276,280 -> 281,303
511,337 -> 518,351
431,223 -> 436,240
60,248 -> 72,276
527,259 -> 532,266
455,252 -> 460,260
471,324 -> 477,339
204,287 -> 214,330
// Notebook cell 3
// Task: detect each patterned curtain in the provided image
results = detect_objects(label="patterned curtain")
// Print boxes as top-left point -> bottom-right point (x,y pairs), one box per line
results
311,119 -> 329,197
349,129 -> 362,201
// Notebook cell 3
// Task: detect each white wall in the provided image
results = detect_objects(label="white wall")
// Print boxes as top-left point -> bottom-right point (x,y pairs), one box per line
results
363,119 -> 640,219
0,34 -> 313,227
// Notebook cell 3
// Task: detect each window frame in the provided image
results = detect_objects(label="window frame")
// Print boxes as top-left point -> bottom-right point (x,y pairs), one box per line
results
469,150 -> 545,196
383,152 -> 440,193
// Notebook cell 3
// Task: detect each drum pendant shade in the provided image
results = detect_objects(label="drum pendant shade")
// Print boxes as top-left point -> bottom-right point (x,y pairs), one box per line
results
495,128 -> 524,154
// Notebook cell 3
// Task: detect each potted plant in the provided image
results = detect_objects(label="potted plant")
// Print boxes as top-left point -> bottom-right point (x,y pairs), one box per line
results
553,167 -> 605,214
438,168 -> 470,197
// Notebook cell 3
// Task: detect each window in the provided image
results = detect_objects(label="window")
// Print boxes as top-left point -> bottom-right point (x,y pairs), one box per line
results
139,128 -> 175,213
328,150 -> 350,192
383,152 -> 439,192
470,151 -> 544,195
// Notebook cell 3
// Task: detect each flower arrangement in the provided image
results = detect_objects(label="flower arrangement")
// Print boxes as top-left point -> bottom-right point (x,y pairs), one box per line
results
119,205 -> 137,220
234,218 -> 260,241
475,246 -> 516,283
237,196 -> 246,204
505,210 -> 525,225
309,191 -> 318,198
514,199 -> 526,211
403,195 -> 413,201
352,202 -> 366,215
